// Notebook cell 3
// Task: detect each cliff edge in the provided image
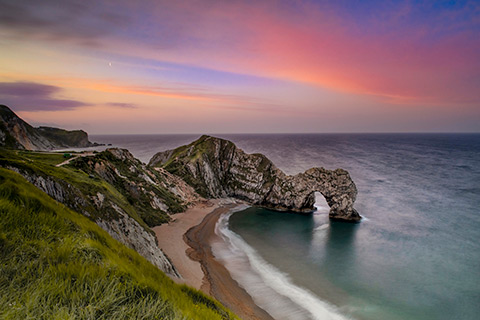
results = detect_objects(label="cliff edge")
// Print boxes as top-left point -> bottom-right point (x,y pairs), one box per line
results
0,104 -> 96,150
149,135 -> 361,222
0,147 -> 202,277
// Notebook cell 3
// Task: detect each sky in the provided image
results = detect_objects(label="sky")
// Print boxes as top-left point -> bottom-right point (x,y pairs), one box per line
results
0,0 -> 479,134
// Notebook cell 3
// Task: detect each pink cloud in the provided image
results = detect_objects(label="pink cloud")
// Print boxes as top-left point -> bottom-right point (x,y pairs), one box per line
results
2,0 -> 478,113
132,0 -> 479,107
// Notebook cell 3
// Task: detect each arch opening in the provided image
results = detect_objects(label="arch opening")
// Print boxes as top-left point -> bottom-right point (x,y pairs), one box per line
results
313,191 -> 330,215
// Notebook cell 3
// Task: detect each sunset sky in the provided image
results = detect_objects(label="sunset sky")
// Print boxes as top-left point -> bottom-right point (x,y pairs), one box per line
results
0,0 -> 479,133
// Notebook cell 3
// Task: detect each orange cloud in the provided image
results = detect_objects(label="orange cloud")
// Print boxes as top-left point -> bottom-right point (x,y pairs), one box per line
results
2,0 -> 478,128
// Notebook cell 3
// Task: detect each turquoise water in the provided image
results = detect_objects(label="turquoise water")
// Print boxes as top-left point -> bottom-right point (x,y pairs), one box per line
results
223,134 -> 480,320
91,133 -> 480,320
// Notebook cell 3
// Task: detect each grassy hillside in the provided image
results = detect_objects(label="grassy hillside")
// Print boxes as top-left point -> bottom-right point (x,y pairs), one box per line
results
0,168 -> 237,319
0,149 -> 187,230
0,150 -> 150,230
37,126 -> 91,147
71,149 -> 186,226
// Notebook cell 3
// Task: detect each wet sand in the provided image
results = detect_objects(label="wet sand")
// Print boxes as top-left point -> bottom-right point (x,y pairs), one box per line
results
153,200 -> 274,320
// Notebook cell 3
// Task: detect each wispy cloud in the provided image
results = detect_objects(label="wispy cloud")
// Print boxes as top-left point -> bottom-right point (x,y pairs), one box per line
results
77,80 -> 276,108
105,102 -> 138,109
1,0 -> 478,133
0,81 -> 88,111
0,0 -> 130,46
0,81 -> 58,97
2,0 -> 478,106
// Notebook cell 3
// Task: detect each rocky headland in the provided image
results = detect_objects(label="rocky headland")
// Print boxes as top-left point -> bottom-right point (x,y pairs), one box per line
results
2,105 -> 360,222
150,135 -> 361,222
1,105 -> 361,319
0,104 -> 99,150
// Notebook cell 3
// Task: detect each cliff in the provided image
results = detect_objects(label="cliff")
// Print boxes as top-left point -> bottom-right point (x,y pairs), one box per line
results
0,148 -> 201,277
0,104 -> 96,150
0,106 -> 205,277
150,135 -> 361,221
0,168 -> 237,320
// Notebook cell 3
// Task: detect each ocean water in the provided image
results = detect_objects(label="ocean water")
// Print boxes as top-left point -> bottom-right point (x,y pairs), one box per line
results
91,133 -> 480,320
89,134 -> 200,164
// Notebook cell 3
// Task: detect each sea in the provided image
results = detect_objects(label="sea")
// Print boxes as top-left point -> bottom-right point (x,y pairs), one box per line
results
89,133 -> 480,320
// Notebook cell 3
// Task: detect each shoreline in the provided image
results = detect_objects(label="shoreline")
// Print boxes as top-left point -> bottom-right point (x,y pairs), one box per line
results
153,199 -> 215,290
153,200 -> 274,320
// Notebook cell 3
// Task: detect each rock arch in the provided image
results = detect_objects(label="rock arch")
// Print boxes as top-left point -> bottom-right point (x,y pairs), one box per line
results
261,167 -> 361,222
150,135 -> 361,222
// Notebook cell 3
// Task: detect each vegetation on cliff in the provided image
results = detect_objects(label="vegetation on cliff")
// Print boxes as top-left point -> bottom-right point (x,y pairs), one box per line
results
0,148 -> 201,275
0,148 -> 190,229
37,126 -> 92,148
0,168 -> 237,319
150,135 -> 239,197
0,105 -> 95,150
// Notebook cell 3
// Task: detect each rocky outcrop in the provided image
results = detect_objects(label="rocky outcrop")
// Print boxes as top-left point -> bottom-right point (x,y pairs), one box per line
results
72,148 -> 201,226
37,126 -> 93,148
96,204 -> 180,278
5,164 -> 181,277
150,135 -> 361,221
7,165 -> 87,210
0,104 -> 96,150
1,147 -> 203,277
263,167 -> 360,221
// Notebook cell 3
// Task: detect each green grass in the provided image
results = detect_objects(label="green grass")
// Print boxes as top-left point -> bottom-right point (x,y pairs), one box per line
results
0,149 -> 158,231
17,151 -> 67,166
70,150 -> 184,226
37,126 -> 89,147
156,136 -> 236,198
0,168 -> 237,320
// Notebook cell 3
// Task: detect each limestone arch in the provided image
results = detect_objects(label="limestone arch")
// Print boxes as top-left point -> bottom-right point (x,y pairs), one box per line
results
303,168 -> 361,222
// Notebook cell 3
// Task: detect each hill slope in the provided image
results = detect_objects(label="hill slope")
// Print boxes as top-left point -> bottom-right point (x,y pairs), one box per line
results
0,168 -> 237,319
0,105 -> 96,150
0,148 -> 201,276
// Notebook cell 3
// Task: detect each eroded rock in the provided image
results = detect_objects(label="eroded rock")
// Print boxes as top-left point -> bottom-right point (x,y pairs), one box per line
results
150,135 -> 361,222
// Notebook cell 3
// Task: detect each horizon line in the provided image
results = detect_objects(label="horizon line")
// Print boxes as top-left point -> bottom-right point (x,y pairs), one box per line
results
88,131 -> 480,136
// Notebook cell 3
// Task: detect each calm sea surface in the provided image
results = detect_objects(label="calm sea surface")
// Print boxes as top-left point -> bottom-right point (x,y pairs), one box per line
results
90,133 -> 480,320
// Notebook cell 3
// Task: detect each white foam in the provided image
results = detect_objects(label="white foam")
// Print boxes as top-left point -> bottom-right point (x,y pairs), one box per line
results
314,192 -> 330,215
315,204 -> 330,213
213,208 -> 351,320
315,224 -> 329,231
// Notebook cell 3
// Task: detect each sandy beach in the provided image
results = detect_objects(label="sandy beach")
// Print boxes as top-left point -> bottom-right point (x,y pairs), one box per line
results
153,200 -> 274,320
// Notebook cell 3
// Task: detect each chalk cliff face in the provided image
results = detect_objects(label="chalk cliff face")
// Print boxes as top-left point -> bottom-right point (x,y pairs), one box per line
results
0,105 -> 95,150
150,135 -> 361,221
72,148 -> 201,226
5,165 -> 180,277
1,148 -> 202,277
